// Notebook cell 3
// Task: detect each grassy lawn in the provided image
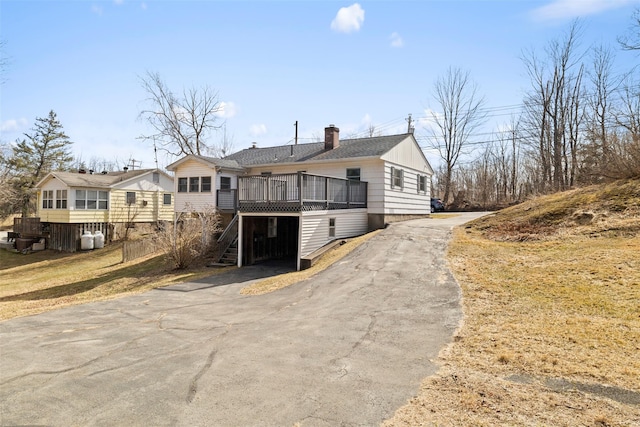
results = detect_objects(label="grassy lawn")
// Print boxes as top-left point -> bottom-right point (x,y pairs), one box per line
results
385,180 -> 640,426
0,243 -> 223,320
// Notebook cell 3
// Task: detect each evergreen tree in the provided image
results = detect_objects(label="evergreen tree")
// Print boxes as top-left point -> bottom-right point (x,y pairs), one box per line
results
6,110 -> 74,216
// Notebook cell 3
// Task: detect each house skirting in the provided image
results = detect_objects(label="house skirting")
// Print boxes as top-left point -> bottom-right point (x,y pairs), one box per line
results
368,213 -> 430,230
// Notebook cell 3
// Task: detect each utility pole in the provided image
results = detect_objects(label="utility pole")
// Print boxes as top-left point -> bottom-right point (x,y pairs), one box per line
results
406,114 -> 414,134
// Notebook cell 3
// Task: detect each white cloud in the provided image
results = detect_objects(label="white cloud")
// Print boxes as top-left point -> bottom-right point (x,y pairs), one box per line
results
216,101 -> 238,119
141,2 -> 147,10
250,124 -> 268,136
361,114 -> 372,125
531,0 -> 635,21
113,0 -> 124,5
418,109 -> 442,135
331,3 -> 365,34
390,32 -> 404,48
1,118 -> 28,133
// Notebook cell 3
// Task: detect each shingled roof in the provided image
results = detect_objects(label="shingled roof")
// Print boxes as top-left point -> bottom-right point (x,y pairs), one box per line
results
224,133 -> 412,166
41,169 -> 158,188
165,154 -> 243,172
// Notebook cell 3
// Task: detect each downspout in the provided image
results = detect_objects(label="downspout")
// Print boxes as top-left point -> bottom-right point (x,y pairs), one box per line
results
296,213 -> 302,271
237,214 -> 243,267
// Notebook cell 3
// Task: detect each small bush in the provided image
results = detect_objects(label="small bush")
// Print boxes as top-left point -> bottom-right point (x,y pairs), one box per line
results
156,206 -> 221,269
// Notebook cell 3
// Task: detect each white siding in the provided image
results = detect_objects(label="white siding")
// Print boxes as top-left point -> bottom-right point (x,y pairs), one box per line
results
300,209 -> 367,257
172,159 -> 217,212
381,136 -> 434,174
382,162 -> 431,215
217,173 -> 238,190
112,172 -> 174,192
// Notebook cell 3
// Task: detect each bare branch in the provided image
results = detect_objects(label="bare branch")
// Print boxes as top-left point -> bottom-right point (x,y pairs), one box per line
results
138,71 -> 224,158
428,66 -> 486,204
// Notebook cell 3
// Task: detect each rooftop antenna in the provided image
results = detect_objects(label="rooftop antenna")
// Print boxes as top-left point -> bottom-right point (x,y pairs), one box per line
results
153,138 -> 159,169
128,157 -> 142,170
294,120 -> 298,145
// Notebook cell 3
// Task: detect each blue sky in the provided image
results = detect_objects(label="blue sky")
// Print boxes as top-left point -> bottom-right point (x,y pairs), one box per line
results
1,0 -> 639,170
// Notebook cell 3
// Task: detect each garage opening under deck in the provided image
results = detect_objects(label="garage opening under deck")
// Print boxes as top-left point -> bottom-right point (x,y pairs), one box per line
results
215,172 -> 368,270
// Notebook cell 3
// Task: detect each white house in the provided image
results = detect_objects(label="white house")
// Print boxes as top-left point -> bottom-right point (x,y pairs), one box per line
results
168,125 -> 433,270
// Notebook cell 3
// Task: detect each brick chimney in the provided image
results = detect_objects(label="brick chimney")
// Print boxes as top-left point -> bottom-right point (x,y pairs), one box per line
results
324,125 -> 340,150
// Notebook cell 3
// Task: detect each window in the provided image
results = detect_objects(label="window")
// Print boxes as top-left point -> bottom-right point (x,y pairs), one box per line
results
201,176 -> 212,192
85,190 -> 98,209
267,217 -> 277,238
189,177 -> 200,192
126,192 -> 136,205
98,191 -> 108,209
178,177 -> 188,193
329,217 -> 336,238
391,167 -> 403,189
418,175 -> 427,193
163,194 -> 172,205
220,176 -> 231,191
56,190 -> 67,209
346,168 -> 361,181
42,190 -> 53,209
75,189 -> 108,209
75,190 -> 86,209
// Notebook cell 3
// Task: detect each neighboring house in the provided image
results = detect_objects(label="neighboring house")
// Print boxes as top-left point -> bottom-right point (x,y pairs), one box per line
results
34,168 -> 174,251
168,125 -> 434,270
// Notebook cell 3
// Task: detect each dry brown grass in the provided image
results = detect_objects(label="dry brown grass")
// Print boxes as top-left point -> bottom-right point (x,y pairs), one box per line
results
384,179 -> 640,426
0,243 -> 225,320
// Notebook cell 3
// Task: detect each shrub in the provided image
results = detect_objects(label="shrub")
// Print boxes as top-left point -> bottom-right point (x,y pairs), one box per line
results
157,206 -> 221,269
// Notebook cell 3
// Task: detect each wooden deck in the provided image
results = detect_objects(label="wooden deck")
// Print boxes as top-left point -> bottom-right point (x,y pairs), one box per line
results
236,172 -> 367,213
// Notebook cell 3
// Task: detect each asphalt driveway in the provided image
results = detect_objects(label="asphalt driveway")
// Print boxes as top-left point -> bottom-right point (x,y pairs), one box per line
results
0,213 -> 488,426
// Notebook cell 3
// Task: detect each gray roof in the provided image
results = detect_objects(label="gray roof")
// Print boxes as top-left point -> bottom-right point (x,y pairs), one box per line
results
165,154 -> 243,171
191,155 -> 243,170
224,133 -> 411,166
46,169 -> 157,188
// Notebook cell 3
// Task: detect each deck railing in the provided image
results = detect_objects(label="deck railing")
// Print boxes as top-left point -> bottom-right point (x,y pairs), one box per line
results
237,172 -> 367,212
216,189 -> 238,211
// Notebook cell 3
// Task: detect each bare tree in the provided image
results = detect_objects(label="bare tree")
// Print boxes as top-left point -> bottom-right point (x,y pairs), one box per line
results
139,71 -> 224,157
428,67 -> 486,204
522,21 -> 584,192
579,45 -> 621,183
209,123 -> 235,158
618,8 -> 640,51
610,75 -> 640,178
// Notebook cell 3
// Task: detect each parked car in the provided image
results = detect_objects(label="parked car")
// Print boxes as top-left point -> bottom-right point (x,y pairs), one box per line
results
430,197 -> 445,213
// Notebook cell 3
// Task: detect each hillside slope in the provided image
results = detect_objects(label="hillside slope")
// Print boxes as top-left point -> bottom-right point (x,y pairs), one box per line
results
473,179 -> 640,240
385,179 -> 640,427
